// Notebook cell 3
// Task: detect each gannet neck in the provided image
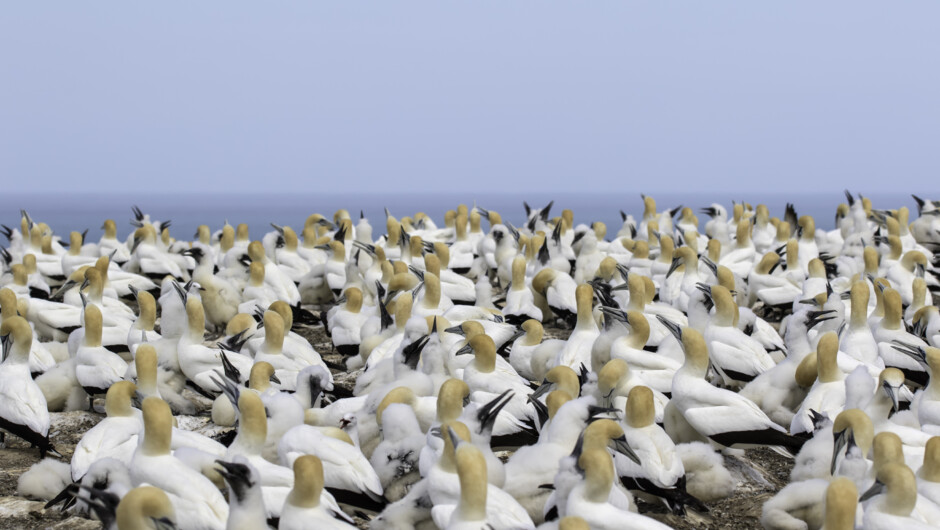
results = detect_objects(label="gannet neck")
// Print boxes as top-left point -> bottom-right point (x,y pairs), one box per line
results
437,379 -> 470,422
849,282 -> 869,329
881,289 -> 902,330
920,437 -> 940,483
105,381 -> 137,417
711,285 -> 737,327
470,334 -> 497,373
186,298 -> 206,341
237,392 -> 267,451
625,311 -> 650,347
116,486 -> 176,530
546,390 -> 572,420
248,362 -> 275,393
0,317 -> 32,364
263,311 -> 284,354
440,421 -> 471,473
522,320 -> 543,346
579,449 -> 614,502
141,397 -> 172,456
138,291 -> 157,331
135,345 -> 159,396
823,478 -> 857,530
455,444 -> 487,521
289,455 -> 323,509
625,385 -> 655,428
83,304 -> 104,347
545,366 -> 580,398
816,333 -> 841,383
574,284 -> 596,330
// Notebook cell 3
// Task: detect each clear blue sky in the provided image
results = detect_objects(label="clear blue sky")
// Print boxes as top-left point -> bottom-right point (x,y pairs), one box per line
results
2,2 -> 938,194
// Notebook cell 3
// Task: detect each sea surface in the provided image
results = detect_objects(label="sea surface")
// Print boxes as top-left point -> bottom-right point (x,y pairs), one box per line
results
0,192 -> 925,242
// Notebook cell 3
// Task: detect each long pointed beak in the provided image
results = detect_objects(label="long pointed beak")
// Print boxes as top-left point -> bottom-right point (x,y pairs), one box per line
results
883,381 -> 900,415
445,325 -> 465,336
656,315 -> 683,342
858,480 -> 885,502
445,426 -> 462,448
455,343 -> 472,356
308,376 -> 323,407
806,310 -> 837,329
478,389 -> 514,433
666,256 -> 682,278
1,334 -> 11,363
891,341 -> 929,369
530,379 -> 552,400
51,279 -> 76,300
831,428 -> 848,475
587,405 -> 620,421
599,306 -> 628,323
612,434 -> 641,465
505,328 -> 525,344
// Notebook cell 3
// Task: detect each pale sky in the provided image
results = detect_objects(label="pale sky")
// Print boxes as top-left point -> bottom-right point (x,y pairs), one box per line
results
2,3 -> 939,194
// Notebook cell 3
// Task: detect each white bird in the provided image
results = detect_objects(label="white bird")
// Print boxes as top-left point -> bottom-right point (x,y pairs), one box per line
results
553,284 -> 600,370
531,268 -> 577,325
661,321 -> 806,453
214,457 -> 271,530
129,397 -> 229,530
279,455 -> 358,530
563,449 -> 672,530
277,423 -> 385,509
428,422 -> 535,530
504,256 -> 542,325
0,316 -> 57,457
616,386 -> 705,515
178,296 -> 253,396
430,439 -> 493,530
113,486 -> 179,530
74,304 -> 128,404
369,402 -> 425,502
791,332 -> 847,435
860,463 -> 936,529
698,284 -> 775,386
70,381 -> 140,481
508,319 -> 563,381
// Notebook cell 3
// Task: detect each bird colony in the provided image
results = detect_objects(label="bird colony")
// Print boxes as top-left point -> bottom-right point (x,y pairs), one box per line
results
2,193 -> 940,530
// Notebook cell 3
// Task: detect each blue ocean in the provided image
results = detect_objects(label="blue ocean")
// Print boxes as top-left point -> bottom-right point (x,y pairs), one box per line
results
0,192 -> 925,242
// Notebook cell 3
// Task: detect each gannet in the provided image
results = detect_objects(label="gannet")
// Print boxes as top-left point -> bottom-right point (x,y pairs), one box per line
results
662,320 -> 805,452
0,316 -> 57,457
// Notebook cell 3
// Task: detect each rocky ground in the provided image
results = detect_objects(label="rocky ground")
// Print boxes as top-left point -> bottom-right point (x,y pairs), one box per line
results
0,322 -> 793,529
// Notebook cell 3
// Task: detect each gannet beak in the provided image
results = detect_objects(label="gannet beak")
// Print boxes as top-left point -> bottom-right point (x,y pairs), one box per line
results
445,325 -> 465,336
478,389 -> 513,433
666,256 -> 682,278
529,379 -> 552,400
612,434 -> 641,465
890,341 -> 929,369
882,381 -> 900,415
505,328 -> 525,344
858,479 -> 885,502
51,279 -> 76,300
830,428 -> 849,475
586,405 -> 620,421
656,315 -> 683,342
